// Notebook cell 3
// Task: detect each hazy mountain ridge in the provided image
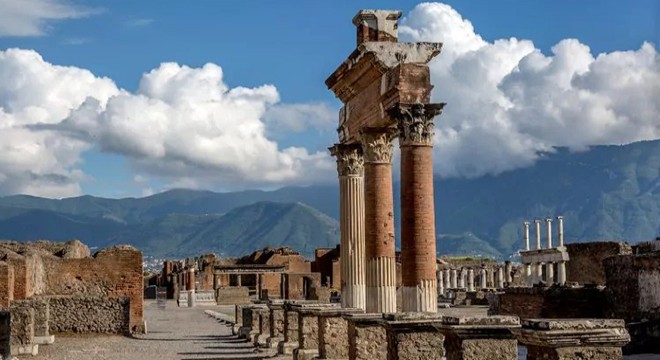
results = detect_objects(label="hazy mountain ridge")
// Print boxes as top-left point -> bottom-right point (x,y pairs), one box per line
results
1,140 -> 660,258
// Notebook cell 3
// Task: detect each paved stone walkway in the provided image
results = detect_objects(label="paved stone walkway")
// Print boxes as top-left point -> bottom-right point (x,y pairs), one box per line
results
36,300 -> 275,360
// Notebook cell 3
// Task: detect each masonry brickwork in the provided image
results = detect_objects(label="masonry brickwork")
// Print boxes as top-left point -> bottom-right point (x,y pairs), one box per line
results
566,242 -> 632,285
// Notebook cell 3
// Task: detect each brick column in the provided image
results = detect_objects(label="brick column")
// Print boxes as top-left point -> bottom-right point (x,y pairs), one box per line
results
330,144 -> 366,310
361,128 -> 397,313
390,103 -> 444,313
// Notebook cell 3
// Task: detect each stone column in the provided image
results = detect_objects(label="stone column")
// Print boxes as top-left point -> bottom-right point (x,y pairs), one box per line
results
504,261 -> 512,285
523,221 -> 530,250
546,217 -> 553,248
458,269 -> 465,289
517,319 -> 630,360
557,261 -> 566,285
330,144 -> 366,310
437,269 -> 444,296
444,269 -> 451,291
479,269 -> 487,289
450,269 -> 458,289
487,268 -> 495,288
361,128 -> 397,313
524,263 -> 532,287
557,216 -> 564,247
391,103 -> 444,313
496,267 -> 504,289
237,274 -> 242,287
467,269 -> 474,292
546,262 -> 554,284
534,219 -> 542,249
535,263 -> 543,284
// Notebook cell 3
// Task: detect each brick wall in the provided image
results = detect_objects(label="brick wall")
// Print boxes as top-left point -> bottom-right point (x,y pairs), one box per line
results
42,245 -> 143,332
566,241 -> 632,285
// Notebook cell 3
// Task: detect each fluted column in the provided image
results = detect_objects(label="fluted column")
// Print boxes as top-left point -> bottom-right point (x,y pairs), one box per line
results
391,103 -> 444,313
450,269 -> 458,289
437,269 -> 444,296
330,144 -> 366,310
480,269 -> 487,289
444,269 -> 451,291
458,268 -> 466,289
361,128 -> 397,313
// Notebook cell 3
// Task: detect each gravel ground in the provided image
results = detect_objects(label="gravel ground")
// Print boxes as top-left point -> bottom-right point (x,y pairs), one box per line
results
35,300 -> 275,360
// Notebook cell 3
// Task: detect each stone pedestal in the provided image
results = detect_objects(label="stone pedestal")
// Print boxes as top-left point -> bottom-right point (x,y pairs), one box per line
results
345,313 -> 387,360
278,301 -> 304,355
317,307 -> 363,359
381,313 -> 445,360
293,304 -> 338,360
255,307 -> 271,347
517,319 -> 631,360
440,316 -> 520,360
267,300 -> 285,348
241,305 -> 267,342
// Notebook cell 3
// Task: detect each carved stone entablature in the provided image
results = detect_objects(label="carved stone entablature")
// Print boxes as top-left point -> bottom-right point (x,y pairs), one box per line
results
359,127 -> 397,164
329,144 -> 364,177
389,103 -> 445,147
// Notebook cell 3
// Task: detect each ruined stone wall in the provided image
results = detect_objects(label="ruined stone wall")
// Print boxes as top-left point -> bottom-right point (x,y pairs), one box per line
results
262,273 -> 281,298
284,273 -> 321,300
1,253 -> 28,300
42,245 -> 143,331
566,241 -> 632,285
215,287 -> 250,305
45,295 -> 130,334
311,247 -> 340,289
604,253 -> 660,321
492,287 -> 607,319
0,262 -> 14,308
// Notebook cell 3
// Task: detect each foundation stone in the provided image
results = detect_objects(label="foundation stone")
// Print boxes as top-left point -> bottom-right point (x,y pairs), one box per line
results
381,313 -> 445,360
346,313 -> 387,360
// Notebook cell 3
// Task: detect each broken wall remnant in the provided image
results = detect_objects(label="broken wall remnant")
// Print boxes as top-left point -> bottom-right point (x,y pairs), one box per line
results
566,242 -> 632,285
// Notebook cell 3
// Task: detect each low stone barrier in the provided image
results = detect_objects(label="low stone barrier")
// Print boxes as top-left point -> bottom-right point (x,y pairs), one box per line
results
254,306 -> 271,347
195,290 -> 215,305
216,287 -> 250,305
9,300 -> 37,356
278,301 -> 304,355
266,300 -> 285,348
239,304 -> 267,341
381,313 -> 445,360
316,307 -> 363,359
292,303 -> 339,360
345,313 -> 386,360
440,316 -> 520,360
516,319 -> 631,360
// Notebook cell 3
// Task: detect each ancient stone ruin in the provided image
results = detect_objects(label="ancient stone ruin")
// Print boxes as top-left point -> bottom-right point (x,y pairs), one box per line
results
0,240 -> 143,357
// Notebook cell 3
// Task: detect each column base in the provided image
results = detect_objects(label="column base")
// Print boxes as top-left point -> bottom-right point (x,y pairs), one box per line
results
401,280 -> 438,312
366,285 -> 397,313
342,284 -> 366,310
293,348 -> 319,360
278,340 -> 299,355
266,336 -> 283,348
33,335 -> 55,345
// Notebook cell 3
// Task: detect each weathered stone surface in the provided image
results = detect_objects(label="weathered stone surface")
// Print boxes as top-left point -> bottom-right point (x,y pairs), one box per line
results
382,314 -> 445,360
46,295 -> 130,334
346,313 -> 386,360
216,287 -> 250,305
0,311 -> 9,359
440,316 -> 520,360
267,301 -> 284,348
523,319 -> 624,331
526,345 -> 622,360
443,315 -> 520,327
445,338 -> 517,360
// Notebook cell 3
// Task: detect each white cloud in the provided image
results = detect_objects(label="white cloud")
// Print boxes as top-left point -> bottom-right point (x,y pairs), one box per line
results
0,0 -> 97,37
0,49 -> 118,197
401,3 -> 660,178
264,102 -> 336,134
0,49 -> 333,197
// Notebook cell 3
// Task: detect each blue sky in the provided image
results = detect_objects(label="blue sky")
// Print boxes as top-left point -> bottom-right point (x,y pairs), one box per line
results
0,1 -> 657,198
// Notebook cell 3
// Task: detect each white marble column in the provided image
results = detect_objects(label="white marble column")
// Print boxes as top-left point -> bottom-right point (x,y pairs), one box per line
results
437,269 -> 444,296
458,269 -> 466,289
524,263 -> 532,287
523,221 -> 530,250
546,262 -> 555,284
557,261 -> 567,285
330,144 -> 366,310
480,269 -> 487,289
496,267 -> 504,289
450,269 -> 458,289
444,269 -> 451,291
546,217 -> 553,248
534,219 -> 542,249
467,269 -> 475,292
557,216 -> 564,247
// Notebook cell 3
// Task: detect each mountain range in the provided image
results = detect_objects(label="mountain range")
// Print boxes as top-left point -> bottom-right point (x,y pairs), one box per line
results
1,139 -> 659,259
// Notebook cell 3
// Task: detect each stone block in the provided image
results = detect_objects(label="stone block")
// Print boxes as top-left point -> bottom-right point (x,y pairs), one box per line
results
291,303 -> 337,360
345,313 -> 386,360
254,307 -> 271,347
317,307 -> 363,359
381,312 -> 445,360
517,319 -> 630,360
267,300 -> 285,348
440,316 -> 520,360
278,301 -> 306,355
216,287 -> 250,305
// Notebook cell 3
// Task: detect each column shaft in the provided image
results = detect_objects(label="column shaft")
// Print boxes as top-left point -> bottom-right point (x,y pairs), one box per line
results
467,269 -> 475,292
362,129 -> 396,313
393,103 -> 443,313
557,261 -> 567,285
331,144 -> 366,310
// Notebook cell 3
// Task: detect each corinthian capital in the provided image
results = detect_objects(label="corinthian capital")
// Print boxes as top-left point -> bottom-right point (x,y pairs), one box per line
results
389,103 -> 445,147
329,144 -> 364,177
360,127 -> 396,164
